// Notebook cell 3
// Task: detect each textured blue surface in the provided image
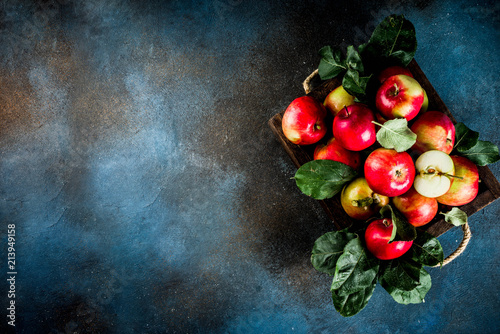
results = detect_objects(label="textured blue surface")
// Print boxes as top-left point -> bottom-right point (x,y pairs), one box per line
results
0,0 -> 499,333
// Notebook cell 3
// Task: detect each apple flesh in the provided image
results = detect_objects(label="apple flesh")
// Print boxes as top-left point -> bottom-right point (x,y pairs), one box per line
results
364,148 -> 416,197
340,177 -> 390,220
393,186 -> 438,227
410,111 -> 455,154
365,218 -> 414,260
282,96 -> 327,145
414,150 -> 455,198
375,74 -> 425,122
314,137 -> 362,170
378,65 -> 413,83
323,85 -> 355,116
332,104 -> 377,151
436,155 -> 479,206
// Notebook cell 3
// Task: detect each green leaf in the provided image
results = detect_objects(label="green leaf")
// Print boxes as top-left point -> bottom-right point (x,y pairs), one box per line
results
331,238 -> 380,296
380,267 -> 431,304
346,45 -> 364,72
410,231 -> 444,267
331,281 -> 376,317
458,140 -> 500,166
379,258 -> 422,291
318,46 -> 347,80
311,231 -> 357,275
454,122 -> 479,153
374,118 -> 417,152
380,205 -> 417,242
440,207 -> 468,226
342,69 -> 372,99
294,160 -> 357,200
363,14 -> 417,67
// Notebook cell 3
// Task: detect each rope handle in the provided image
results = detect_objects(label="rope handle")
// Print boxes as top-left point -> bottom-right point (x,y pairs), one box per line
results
303,69 -> 472,267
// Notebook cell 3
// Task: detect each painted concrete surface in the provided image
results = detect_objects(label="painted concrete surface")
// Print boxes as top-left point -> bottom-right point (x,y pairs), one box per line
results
0,0 -> 499,333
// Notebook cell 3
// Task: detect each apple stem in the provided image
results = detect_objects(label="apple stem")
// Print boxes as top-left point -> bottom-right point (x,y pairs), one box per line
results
393,83 -> 399,96
382,218 -> 391,227
343,105 -> 350,117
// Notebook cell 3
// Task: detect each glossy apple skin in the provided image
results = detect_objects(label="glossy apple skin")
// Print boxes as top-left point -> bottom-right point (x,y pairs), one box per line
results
436,155 -> 479,206
332,104 -> 377,151
282,96 -> 327,145
378,66 -> 413,83
375,74 -> 424,122
340,177 -> 390,220
410,111 -> 455,154
314,137 -> 361,170
365,219 -> 414,260
393,186 -> 438,227
323,85 -> 355,116
364,148 -> 416,197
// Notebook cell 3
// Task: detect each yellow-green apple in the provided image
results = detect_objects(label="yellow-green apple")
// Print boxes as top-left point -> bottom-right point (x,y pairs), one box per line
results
414,150 -> 455,198
332,104 -> 377,151
375,74 -> 425,121
365,218 -> 413,260
393,186 -> 438,227
340,177 -> 390,220
323,85 -> 355,116
377,65 -> 413,83
364,148 -> 416,197
282,96 -> 327,145
436,155 -> 479,206
313,137 -> 362,170
410,111 -> 455,154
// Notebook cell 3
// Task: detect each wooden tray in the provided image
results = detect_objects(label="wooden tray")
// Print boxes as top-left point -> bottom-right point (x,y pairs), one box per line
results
269,59 -> 500,237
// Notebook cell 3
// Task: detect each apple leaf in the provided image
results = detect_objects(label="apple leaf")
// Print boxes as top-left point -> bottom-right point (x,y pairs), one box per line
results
409,231 -> 444,267
318,46 -> 347,80
378,258 -> 422,291
346,45 -> 364,73
454,122 -> 479,153
331,281 -> 376,317
374,118 -> 417,152
331,238 -> 380,296
457,140 -> 500,166
440,207 -> 468,226
342,69 -> 372,100
380,204 -> 417,242
293,160 -> 357,200
311,231 -> 357,276
380,267 -> 431,304
360,14 -> 417,69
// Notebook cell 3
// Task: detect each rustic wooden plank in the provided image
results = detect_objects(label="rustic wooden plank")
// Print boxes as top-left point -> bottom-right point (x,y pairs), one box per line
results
269,60 -> 500,237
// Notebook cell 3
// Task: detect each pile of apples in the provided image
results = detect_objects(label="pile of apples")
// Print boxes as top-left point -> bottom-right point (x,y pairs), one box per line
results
282,66 -> 479,260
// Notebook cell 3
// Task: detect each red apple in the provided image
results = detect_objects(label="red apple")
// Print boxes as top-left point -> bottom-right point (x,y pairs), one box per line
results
410,111 -> 455,154
378,65 -> 413,83
323,85 -> 355,116
393,186 -> 438,227
436,155 -> 479,206
364,148 -> 416,197
340,177 -> 390,220
314,137 -> 362,170
332,104 -> 377,151
281,96 -> 327,145
375,74 -> 424,121
365,218 -> 414,260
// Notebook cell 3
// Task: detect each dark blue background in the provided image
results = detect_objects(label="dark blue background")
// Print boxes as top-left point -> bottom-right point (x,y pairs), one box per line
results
1,0 -> 499,333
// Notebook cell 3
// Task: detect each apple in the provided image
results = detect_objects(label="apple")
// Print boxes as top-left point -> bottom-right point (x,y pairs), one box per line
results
340,177 -> 390,220
323,85 -> 355,116
393,186 -> 438,227
436,155 -> 479,206
314,137 -> 362,170
375,74 -> 425,121
332,104 -> 377,151
410,111 -> 455,154
364,218 -> 414,260
378,65 -> 413,83
281,96 -> 327,145
413,150 -> 455,198
364,148 -> 416,197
